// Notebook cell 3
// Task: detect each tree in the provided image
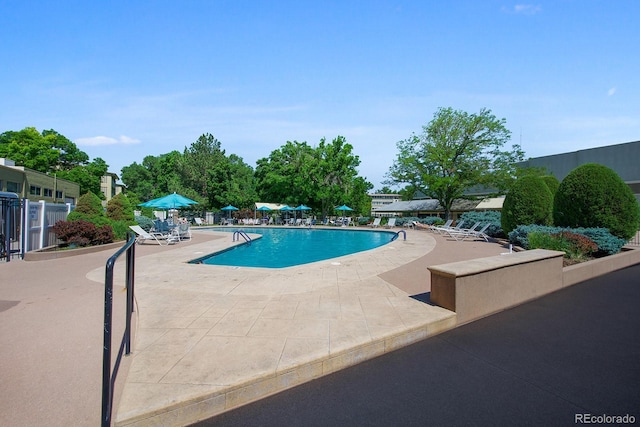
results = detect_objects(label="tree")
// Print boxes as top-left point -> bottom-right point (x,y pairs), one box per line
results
0,127 -> 61,172
0,127 -> 89,172
219,154 -> 258,209
554,163 -> 640,240
180,134 -> 228,208
386,107 -> 523,219
255,136 -> 372,219
255,140 -> 316,206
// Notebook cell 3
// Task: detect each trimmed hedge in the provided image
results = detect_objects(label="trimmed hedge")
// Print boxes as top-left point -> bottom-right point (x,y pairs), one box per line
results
501,175 -> 553,235
508,225 -> 627,256
554,163 -> 640,241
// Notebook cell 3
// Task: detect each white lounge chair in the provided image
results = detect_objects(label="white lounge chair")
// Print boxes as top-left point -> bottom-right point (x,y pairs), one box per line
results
385,218 -> 396,228
456,223 -> 491,241
431,219 -> 453,233
129,225 -> 178,245
175,222 -> 191,240
369,218 -> 381,228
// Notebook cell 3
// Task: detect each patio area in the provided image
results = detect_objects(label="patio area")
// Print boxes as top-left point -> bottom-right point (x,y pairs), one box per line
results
0,226 -> 509,427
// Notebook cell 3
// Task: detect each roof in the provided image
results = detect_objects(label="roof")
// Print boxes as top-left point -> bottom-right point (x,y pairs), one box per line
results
475,197 -> 505,210
374,197 -> 503,213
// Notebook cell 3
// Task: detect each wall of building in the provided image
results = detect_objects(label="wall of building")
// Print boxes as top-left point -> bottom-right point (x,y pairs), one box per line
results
0,159 -> 80,204
520,140 -> 640,202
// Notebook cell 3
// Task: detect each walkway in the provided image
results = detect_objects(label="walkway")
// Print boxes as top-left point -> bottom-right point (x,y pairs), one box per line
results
193,262 -> 640,426
0,227 -> 508,426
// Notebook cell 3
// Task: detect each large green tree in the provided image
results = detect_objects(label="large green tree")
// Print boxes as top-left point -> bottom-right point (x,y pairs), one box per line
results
255,136 -> 372,218
386,107 -> 524,219
180,133 -> 229,208
255,141 -> 316,206
0,127 -> 89,172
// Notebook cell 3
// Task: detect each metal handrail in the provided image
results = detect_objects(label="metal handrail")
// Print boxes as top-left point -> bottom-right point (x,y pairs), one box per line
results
102,233 -> 136,427
391,230 -> 407,241
233,230 -> 252,244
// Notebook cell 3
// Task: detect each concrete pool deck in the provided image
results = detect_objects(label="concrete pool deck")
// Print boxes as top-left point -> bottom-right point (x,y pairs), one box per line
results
0,226 -> 509,427
104,227 -> 509,426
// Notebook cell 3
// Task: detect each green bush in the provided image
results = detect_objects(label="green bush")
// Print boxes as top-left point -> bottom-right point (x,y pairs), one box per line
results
508,225 -> 627,256
106,193 -> 134,221
554,163 -> 640,241
109,220 -> 132,241
541,175 -> 560,196
73,192 -> 104,216
528,231 -> 597,261
460,211 -> 503,238
501,175 -> 554,235
67,211 -> 111,227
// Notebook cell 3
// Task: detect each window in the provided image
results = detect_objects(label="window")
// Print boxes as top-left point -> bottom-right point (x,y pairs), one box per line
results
7,181 -> 21,193
56,190 -> 63,199
44,188 -> 53,197
30,185 -> 41,196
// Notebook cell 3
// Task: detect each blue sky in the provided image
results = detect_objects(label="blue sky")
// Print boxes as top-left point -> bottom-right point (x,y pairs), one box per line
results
1,1 -> 638,190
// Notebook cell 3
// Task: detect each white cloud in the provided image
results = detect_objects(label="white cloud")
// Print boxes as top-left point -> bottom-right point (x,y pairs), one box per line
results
75,135 -> 141,146
506,4 -> 542,15
608,87 -> 617,96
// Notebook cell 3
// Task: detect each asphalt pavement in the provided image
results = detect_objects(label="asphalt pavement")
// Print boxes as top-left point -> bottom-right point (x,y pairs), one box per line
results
192,263 -> 640,427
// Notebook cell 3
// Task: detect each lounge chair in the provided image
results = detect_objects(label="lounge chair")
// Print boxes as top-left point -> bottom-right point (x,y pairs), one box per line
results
444,223 -> 487,241
175,222 -> 191,240
369,217 -> 381,228
455,223 -> 491,241
194,217 -> 204,226
385,218 -> 396,228
431,219 -> 453,233
129,225 -> 178,245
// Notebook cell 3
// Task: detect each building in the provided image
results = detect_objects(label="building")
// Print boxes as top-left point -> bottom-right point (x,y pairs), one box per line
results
100,172 -> 124,205
0,158 -> 79,204
519,140 -> 640,203
369,193 -> 401,217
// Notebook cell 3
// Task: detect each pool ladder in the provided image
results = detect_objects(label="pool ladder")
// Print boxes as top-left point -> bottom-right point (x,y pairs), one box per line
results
233,230 -> 252,245
391,230 -> 406,241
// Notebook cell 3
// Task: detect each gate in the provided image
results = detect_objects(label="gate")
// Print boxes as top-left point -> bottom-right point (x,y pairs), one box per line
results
23,199 -> 73,253
0,192 -> 21,261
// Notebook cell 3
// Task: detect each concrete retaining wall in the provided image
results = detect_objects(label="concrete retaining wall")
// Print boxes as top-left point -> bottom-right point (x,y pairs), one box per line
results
429,248 -> 640,326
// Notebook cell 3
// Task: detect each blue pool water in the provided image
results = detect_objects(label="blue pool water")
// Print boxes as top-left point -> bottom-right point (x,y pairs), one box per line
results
192,227 -> 395,268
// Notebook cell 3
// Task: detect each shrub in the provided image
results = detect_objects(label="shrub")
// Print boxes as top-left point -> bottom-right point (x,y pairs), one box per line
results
52,220 -> 114,247
135,215 -> 155,232
501,175 -> 554,235
109,220 -> 132,241
554,163 -> 640,241
529,231 -> 598,261
73,192 -> 104,216
106,193 -> 134,221
66,211 -> 111,227
541,175 -> 560,197
415,216 -> 445,226
460,211 -> 503,238
95,225 -> 115,244
508,225 -> 627,256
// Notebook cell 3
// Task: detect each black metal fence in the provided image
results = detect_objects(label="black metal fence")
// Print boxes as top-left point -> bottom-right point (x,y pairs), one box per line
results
102,233 -> 136,427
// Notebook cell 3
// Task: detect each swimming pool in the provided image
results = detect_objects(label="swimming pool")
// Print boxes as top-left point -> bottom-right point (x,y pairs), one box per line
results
192,227 -> 395,268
